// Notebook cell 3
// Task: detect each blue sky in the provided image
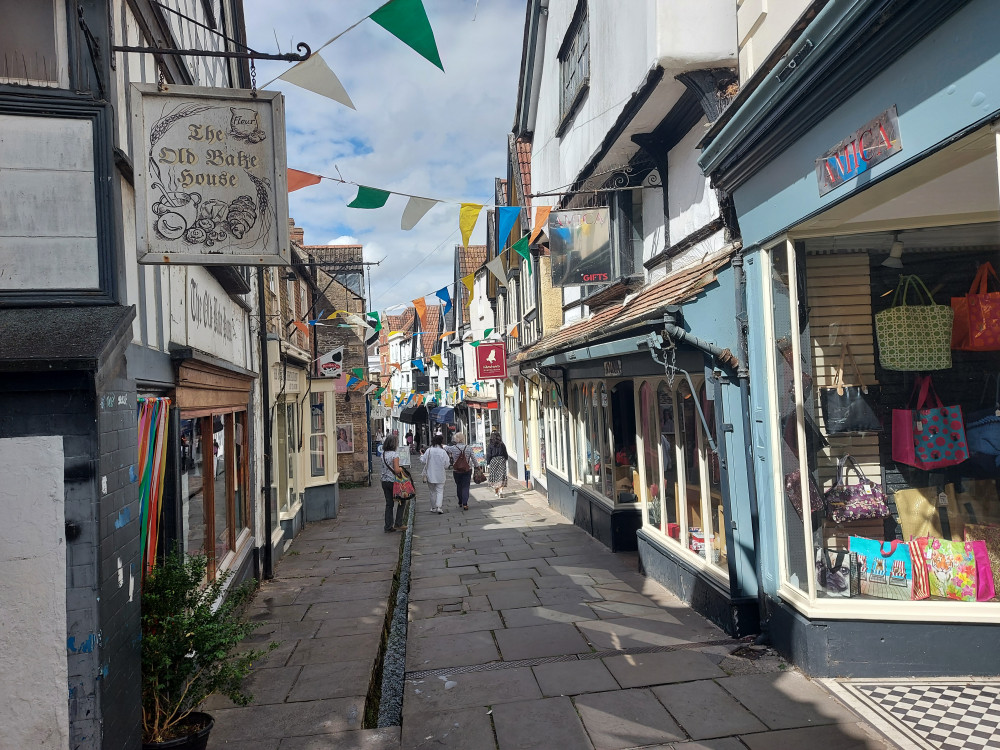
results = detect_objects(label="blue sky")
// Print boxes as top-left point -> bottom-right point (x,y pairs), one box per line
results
244,0 -> 526,310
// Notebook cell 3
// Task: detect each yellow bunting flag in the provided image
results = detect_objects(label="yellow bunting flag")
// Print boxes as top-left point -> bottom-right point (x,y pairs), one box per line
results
530,206 -> 552,244
459,203 -> 483,247
413,297 -> 427,329
430,354 -> 443,367
461,273 -> 475,306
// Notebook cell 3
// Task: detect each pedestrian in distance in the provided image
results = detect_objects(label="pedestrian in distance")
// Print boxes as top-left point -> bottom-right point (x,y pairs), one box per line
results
379,434 -> 408,532
445,432 -> 479,511
486,432 -> 509,498
420,434 -> 451,514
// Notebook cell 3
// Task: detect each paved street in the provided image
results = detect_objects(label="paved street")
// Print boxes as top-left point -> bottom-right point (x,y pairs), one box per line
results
208,473 -> 897,749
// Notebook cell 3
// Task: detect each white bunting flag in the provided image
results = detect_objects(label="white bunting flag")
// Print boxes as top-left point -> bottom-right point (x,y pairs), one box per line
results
279,54 -> 356,110
401,196 -> 439,230
486,255 -> 508,287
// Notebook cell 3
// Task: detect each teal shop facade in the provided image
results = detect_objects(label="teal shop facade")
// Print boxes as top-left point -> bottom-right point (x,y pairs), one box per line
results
701,0 -> 1000,676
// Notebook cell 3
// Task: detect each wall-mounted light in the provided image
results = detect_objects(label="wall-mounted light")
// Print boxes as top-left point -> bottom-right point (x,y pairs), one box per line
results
882,232 -> 904,268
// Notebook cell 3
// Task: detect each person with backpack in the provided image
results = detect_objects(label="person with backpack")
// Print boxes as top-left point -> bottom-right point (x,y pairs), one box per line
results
445,432 -> 479,510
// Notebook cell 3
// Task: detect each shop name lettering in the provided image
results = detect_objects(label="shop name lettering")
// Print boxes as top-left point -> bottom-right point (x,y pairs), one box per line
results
157,125 -> 260,190
816,106 -> 901,195
190,280 -> 236,342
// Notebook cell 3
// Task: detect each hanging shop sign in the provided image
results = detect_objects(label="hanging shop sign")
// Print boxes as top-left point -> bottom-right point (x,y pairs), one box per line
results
548,208 -> 612,287
815,105 -> 902,196
131,84 -> 290,265
476,342 -> 507,380
371,405 -> 388,419
317,346 -> 344,378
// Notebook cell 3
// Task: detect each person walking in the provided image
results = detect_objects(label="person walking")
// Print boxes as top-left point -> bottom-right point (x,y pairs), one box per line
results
379,434 -> 408,532
486,432 -> 509,498
420,434 -> 451,514
445,432 -> 478,511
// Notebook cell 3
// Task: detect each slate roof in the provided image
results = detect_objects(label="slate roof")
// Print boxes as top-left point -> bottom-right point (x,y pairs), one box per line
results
518,246 -> 738,363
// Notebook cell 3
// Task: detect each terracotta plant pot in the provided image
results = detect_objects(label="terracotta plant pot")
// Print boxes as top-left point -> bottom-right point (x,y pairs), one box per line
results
141,712 -> 214,750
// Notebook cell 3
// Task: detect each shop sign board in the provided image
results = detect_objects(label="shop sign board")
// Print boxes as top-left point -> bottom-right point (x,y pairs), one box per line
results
273,365 -> 300,394
548,208 -> 612,287
371,405 -> 388,419
317,346 -> 344,378
476,342 -> 507,380
185,269 -> 248,367
604,359 -> 623,377
131,84 -> 290,265
815,105 -> 901,196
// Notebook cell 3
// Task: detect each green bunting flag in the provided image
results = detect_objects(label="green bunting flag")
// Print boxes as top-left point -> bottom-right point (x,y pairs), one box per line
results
370,0 -> 444,71
348,185 -> 391,209
351,367 -> 364,379
512,235 -> 532,275
366,311 -> 382,331
484,328 -> 494,338
470,341 -> 481,347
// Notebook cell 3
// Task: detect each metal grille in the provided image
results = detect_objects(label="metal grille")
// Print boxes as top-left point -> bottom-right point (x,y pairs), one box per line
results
405,637 -> 743,680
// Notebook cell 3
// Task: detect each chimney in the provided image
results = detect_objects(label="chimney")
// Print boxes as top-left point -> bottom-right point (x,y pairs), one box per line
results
288,218 -> 305,246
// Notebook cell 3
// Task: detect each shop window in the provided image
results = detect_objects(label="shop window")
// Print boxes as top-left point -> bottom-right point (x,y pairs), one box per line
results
610,381 -> 637,503
701,384 -> 727,573
640,382 -> 663,532
576,384 -> 600,492
310,392 -> 326,477
0,0 -> 67,87
538,391 -> 547,477
598,383 -> 613,499
179,411 -> 249,579
678,380 -> 707,559
658,383 -> 680,536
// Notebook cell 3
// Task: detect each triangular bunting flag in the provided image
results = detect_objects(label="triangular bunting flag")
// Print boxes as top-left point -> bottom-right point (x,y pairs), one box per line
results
347,375 -> 359,387
413,358 -> 425,373
279,53 -> 356,109
470,341 -> 481,347
351,368 -> 364,379
484,328 -> 494,338
369,0 -> 444,70
364,384 -> 378,395
435,287 -> 452,314
401,196 -> 439,230
530,206 -> 552,244
486,254 -> 507,287
348,185 -> 391,209
497,206 -> 521,246
288,169 -> 322,193
413,297 -> 427,329
461,273 -> 475,306
512,235 -> 531,274
439,330 -> 455,341
293,321 -> 310,337
459,203 -> 483,247
509,324 -> 519,338
430,354 -> 443,367
366,311 -> 382,331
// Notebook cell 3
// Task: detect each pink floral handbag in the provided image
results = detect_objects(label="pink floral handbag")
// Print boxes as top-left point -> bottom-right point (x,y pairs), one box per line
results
824,454 -> 891,524
924,538 -> 977,601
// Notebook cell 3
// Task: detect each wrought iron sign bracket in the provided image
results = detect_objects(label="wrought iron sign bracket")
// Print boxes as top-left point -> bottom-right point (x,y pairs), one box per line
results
111,42 -> 311,63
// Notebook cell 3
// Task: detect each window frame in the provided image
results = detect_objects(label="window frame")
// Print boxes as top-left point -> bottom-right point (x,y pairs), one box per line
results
556,0 -> 590,135
0,0 -> 69,88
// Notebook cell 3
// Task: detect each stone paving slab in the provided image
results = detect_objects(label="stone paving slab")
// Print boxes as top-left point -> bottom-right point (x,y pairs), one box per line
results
491,696 -> 594,750
406,629 -> 501,670
652,680 -> 767,739
531,658 -> 620,697
602,650 -> 726,689
400,706 -> 496,749
493,621 -> 592,660
574,688 -> 686,749
718,672 -> 860,730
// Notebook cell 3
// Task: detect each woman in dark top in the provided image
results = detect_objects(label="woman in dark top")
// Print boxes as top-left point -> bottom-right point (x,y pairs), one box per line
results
486,432 -> 509,498
379,434 -> 408,532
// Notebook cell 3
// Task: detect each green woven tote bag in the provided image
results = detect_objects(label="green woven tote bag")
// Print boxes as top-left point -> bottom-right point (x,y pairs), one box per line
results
875,275 -> 953,371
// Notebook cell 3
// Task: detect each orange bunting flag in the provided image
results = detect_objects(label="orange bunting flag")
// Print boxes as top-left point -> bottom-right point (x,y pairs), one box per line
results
439,330 -> 455,341
288,169 -> 322,193
530,206 -> 552,244
413,297 -> 427,329
293,321 -> 310,337
509,324 -> 519,338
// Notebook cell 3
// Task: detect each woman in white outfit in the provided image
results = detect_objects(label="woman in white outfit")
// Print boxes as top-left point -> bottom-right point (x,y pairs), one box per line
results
420,434 -> 451,514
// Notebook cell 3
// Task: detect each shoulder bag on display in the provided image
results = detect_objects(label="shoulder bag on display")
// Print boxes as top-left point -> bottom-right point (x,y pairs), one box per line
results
909,537 -> 931,601
824,454 -> 890,524
815,548 -> 852,597
965,523 -> 1000,599
970,540 -> 996,601
848,536 -> 914,600
951,262 -> 1000,351
891,375 -> 968,470
875,275 -> 953,371
924,537 -> 977,601
820,342 -> 881,434
784,469 -> 824,520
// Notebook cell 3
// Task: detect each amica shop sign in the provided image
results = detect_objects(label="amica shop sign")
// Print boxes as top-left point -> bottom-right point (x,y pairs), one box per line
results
815,106 -> 902,196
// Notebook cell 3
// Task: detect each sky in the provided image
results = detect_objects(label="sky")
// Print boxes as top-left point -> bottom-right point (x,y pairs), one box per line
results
243,0 -> 526,312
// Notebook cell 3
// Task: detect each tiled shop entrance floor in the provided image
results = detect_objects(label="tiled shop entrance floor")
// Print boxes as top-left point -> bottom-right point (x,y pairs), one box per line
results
828,679 -> 1000,750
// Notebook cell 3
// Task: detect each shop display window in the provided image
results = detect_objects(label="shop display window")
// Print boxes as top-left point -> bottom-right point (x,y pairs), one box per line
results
767,232 -> 1000,611
639,382 -> 664,532
310,393 -> 326,478
179,410 -> 250,579
610,381 -> 637,504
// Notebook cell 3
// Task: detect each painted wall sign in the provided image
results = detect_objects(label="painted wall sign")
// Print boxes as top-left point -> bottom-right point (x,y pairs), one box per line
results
816,106 -> 902,196
476,342 -> 507,380
273,365 -> 300,394
548,208 -> 612,287
131,84 -> 290,265
179,269 -> 248,367
604,359 -> 623,377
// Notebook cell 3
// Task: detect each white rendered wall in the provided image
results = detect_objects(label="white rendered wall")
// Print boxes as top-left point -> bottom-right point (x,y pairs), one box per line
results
667,120 -> 722,246
0,436 -> 69,748
738,0 -> 812,82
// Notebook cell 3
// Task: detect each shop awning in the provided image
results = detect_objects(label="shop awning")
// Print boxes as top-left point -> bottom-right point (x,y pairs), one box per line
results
460,398 -> 499,410
430,406 -> 455,423
398,404 -> 428,424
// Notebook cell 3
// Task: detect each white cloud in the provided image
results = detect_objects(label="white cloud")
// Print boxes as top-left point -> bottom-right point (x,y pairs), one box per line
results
244,0 -> 524,310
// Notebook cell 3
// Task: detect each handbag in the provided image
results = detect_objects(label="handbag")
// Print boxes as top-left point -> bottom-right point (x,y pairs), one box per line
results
385,455 -> 415,501
875,275 -> 953,371
784,470 -> 824,519
820,342 -> 881,434
815,548 -> 852,597
849,536 -> 914,600
965,523 -> 1000,598
473,466 -> 486,484
965,375 -> 1000,474
824,454 -> 890,524
951,262 -> 1000,351
971,540 -> 996,601
891,375 -> 968,470
909,538 -> 931,600
924,537 -> 977,601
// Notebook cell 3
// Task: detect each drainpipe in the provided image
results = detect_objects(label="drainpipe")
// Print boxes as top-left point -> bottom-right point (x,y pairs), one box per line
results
732,251 -> 768,643
257,267 -> 274,580
661,307 -> 741,372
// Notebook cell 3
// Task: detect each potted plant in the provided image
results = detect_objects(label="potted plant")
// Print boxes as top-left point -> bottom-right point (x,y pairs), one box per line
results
141,551 -> 278,749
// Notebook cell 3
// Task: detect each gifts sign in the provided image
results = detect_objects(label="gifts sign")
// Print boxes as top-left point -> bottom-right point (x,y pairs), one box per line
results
131,84 -> 290,265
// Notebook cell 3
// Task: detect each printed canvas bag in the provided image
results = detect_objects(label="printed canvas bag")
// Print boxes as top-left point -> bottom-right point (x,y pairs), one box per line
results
875,275 -> 953,371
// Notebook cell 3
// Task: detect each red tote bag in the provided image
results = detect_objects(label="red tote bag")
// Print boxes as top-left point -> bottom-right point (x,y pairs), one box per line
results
952,262 -> 1000,351
892,375 -> 968,470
